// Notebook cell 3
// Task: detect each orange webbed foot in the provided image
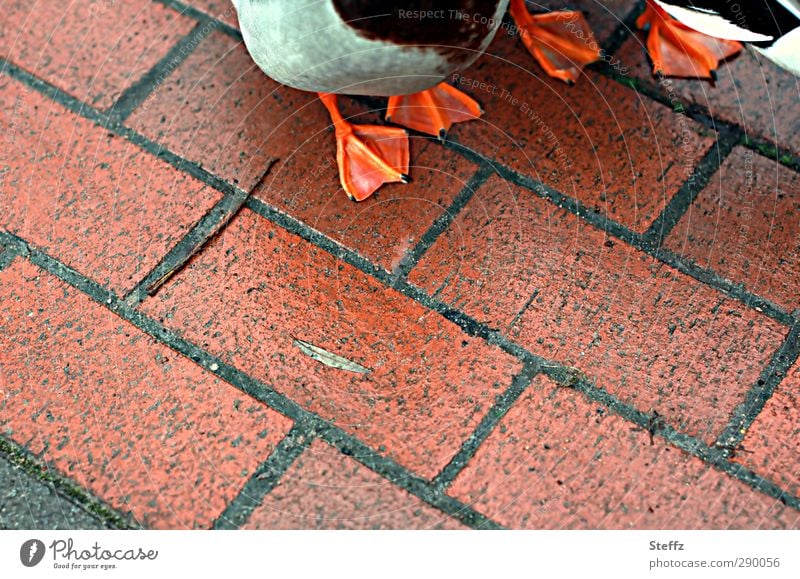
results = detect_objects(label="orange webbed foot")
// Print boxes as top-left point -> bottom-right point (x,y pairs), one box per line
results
637,0 -> 742,79
509,0 -> 601,84
319,93 -> 410,202
385,82 -> 482,141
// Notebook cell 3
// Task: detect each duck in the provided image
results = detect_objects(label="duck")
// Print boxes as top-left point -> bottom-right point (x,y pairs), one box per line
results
232,0 -> 602,201
637,0 -> 800,79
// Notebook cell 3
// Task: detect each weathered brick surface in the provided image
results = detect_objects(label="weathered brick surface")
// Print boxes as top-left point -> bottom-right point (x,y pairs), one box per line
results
0,77 -> 222,294
0,259 -> 293,528
245,440 -> 465,529
256,138 -> 477,272
127,31 -> 320,192
140,209 -> 522,479
666,147 -> 800,313
736,360 -> 800,497
2,0 -> 798,530
0,0 -> 195,110
126,30 -> 479,271
449,375 -> 800,529
409,175 -> 788,443
186,0 -> 240,28
447,31 -> 713,233
618,37 -> 800,157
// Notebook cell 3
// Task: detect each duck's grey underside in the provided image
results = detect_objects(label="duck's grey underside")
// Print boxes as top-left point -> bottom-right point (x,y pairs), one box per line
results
233,0 -> 508,96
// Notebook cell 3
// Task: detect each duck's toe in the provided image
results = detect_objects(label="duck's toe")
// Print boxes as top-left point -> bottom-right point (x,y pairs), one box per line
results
385,82 -> 482,142
336,124 -> 410,202
510,0 -> 601,84
637,0 -> 742,79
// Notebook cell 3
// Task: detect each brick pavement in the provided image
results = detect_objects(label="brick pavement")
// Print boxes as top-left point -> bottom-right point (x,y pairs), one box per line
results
1,0 -> 798,529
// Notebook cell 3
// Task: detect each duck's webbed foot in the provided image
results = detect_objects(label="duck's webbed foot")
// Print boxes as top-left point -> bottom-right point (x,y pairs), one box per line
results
637,0 -> 742,79
319,93 -> 410,202
385,81 -> 483,141
509,0 -> 601,84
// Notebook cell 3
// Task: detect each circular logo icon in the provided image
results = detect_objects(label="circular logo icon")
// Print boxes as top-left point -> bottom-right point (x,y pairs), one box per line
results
20,539 -> 46,567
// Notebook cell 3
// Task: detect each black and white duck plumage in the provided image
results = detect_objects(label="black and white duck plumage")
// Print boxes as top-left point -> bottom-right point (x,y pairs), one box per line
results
652,0 -> 800,76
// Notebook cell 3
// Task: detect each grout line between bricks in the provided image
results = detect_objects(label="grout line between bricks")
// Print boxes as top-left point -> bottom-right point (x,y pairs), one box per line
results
4,37 -> 800,521
651,245 -> 794,325
4,218 -> 800,523
153,0 -> 243,41
536,364 -> 800,511
0,57 -> 242,198
393,164 -> 493,282
2,46 -> 794,330
311,422 -> 505,529
432,362 -> 539,492
595,64 -> 800,171
239,200 -> 800,513
108,20 -> 218,123
152,0 -> 800,173
741,137 -> 800,173
0,435 -> 137,529
441,136 -> 795,327
715,318 -> 800,452
642,128 -> 739,245
0,244 -> 18,271
0,232 -> 504,529
598,0 -> 646,58
212,423 -> 315,529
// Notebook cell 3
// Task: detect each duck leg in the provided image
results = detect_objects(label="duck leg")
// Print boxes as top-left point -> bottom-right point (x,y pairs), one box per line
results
385,82 -> 483,141
319,93 -> 410,202
637,0 -> 742,79
509,0 -> 601,84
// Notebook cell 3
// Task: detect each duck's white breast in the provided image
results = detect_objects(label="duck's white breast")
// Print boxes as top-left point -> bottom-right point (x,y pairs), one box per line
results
234,0 -> 507,96
754,27 -> 800,76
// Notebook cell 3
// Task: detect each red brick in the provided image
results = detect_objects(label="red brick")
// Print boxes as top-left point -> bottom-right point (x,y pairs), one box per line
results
186,0 -> 239,28
139,209 -> 522,479
256,138 -> 477,273
0,77 -> 222,294
409,175 -> 787,442
245,440 -> 465,529
617,37 -> 800,157
735,360 -> 800,497
449,375 -> 800,528
665,147 -> 800,313
128,31 -> 325,192
0,0 -> 195,110
0,259 -> 293,528
450,31 -> 714,233
129,28 -> 480,270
